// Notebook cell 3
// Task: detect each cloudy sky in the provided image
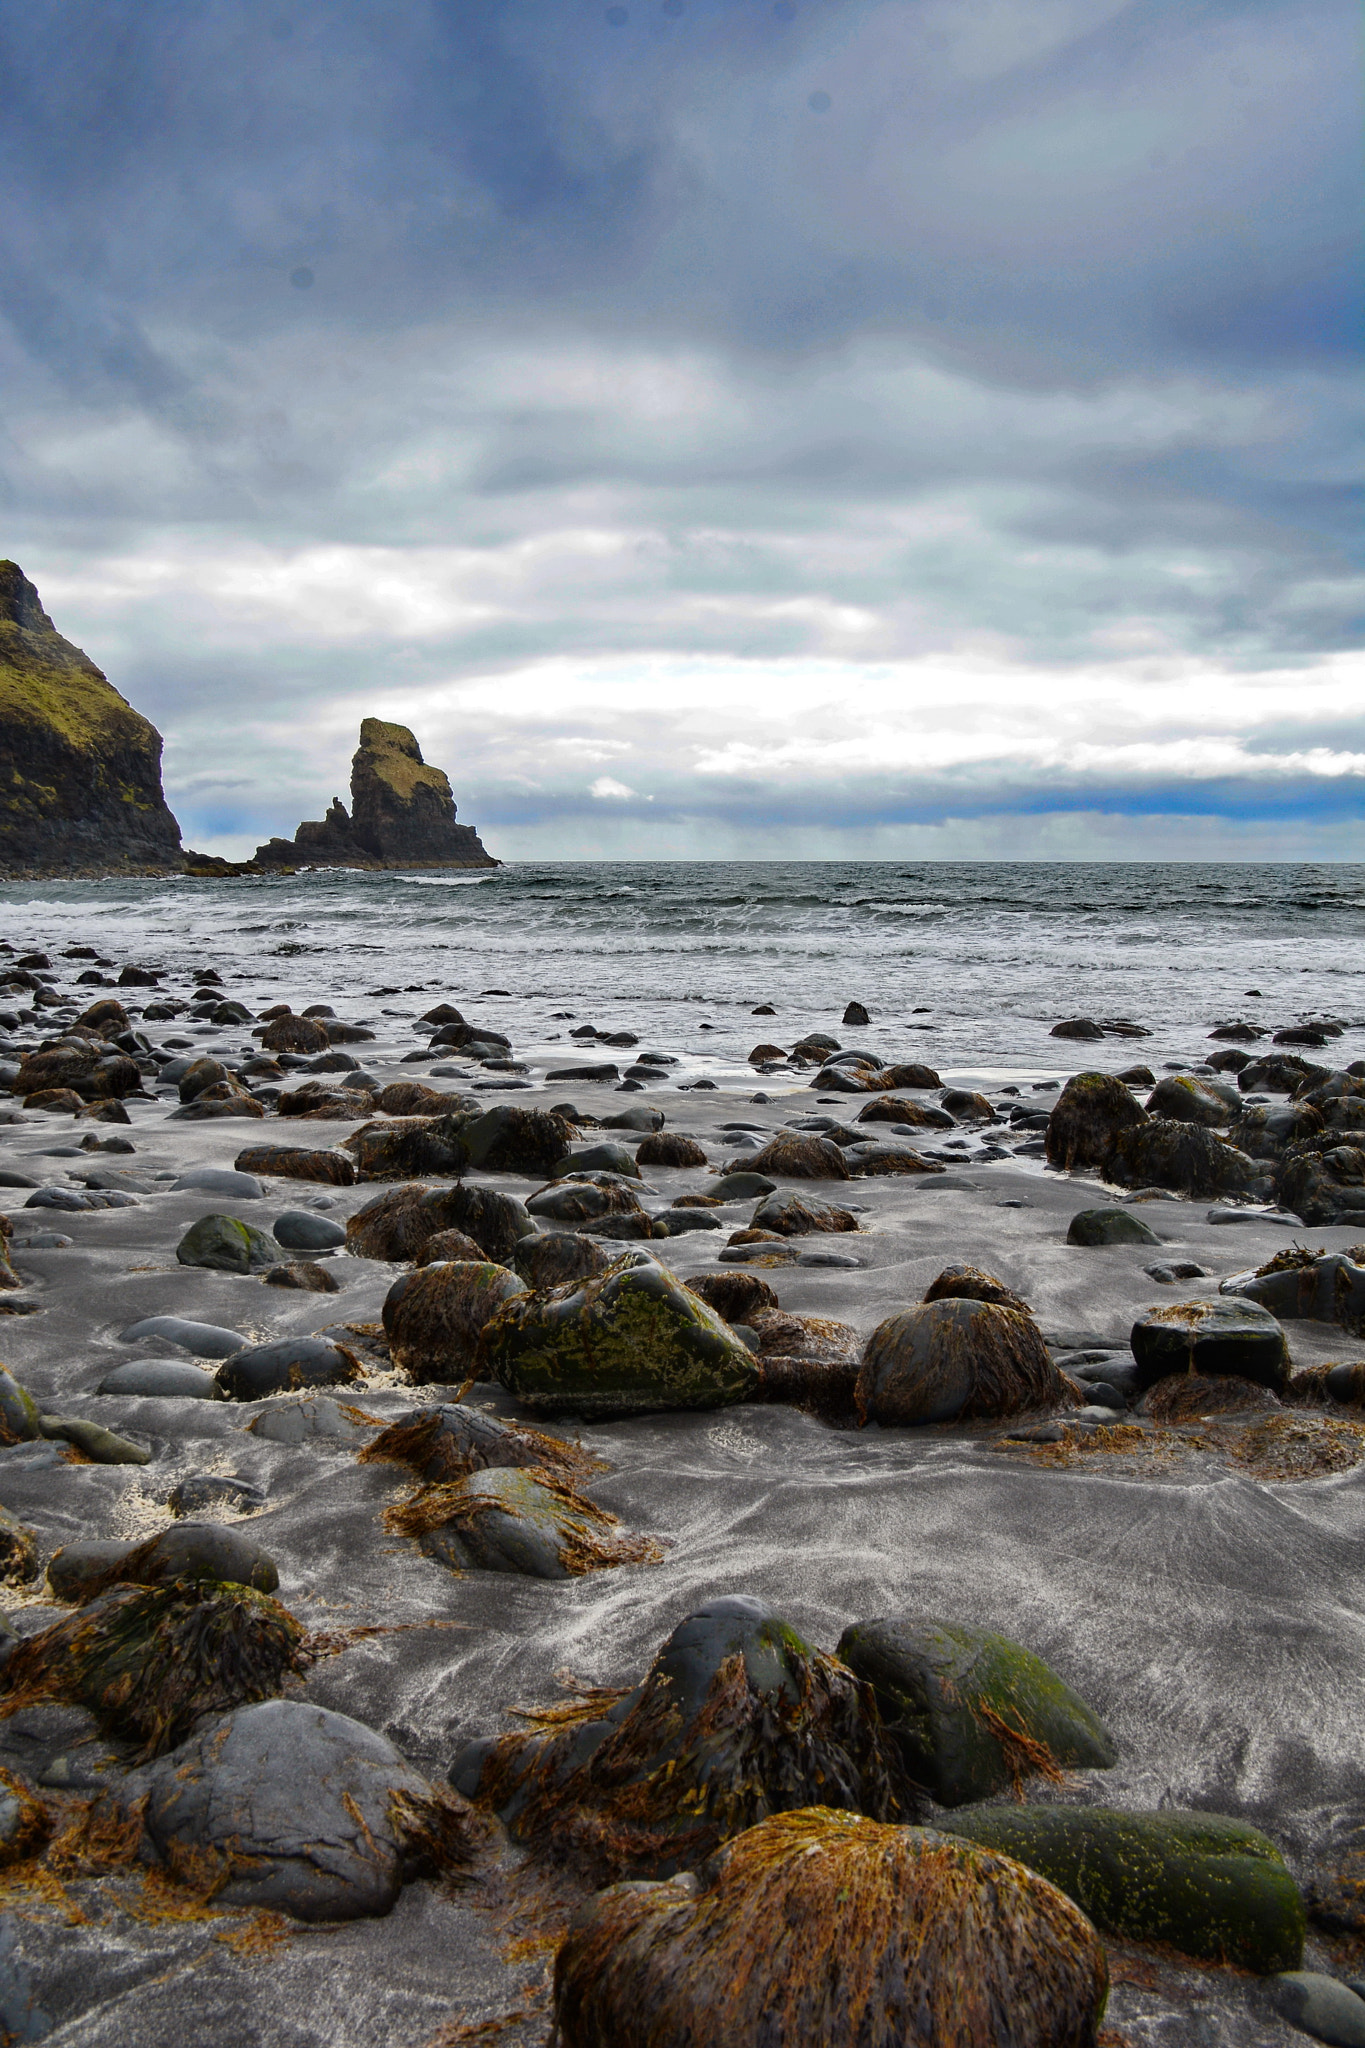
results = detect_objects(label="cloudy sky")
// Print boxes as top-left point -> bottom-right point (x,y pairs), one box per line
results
2,0 -> 1360,860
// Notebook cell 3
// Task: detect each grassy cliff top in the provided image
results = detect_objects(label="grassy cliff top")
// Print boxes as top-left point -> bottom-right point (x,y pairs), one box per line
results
356,717 -> 453,803
0,560 -> 153,754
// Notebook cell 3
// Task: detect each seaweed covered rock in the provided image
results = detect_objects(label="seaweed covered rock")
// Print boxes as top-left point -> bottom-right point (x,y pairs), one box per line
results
735,1134 -> 851,1181
1146,1075 -> 1234,1126
110,1698 -> 479,1921
385,1467 -> 661,1580
858,1300 -> 1065,1428
1276,1141 -> 1365,1226
452,1595 -> 906,1881
381,1260 -> 527,1380
1223,1251 -> 1365,1333
750,1189 -> 860,1237
1107,1119 -> 1261,1199
511,1231 -> 615,1290
1044,1072 -> 1146,1172
836,1619 -> 1114,1807
635,1132 -> 707,1168
946,1805 -> 1304,1974
856,1095 -> 954,1129
1129,1299 -> 1289,1394
342,1115 -> 470,1180
459,1105 -> 577,1178
1240,1054 -> 1325,1095
47,1521 -> 279,1602
922,1265 -> 1031,1313
1143,1373 -> 1282,1425
176,1212 -> 280,1274
528,1175 -> 644,1226
360,1402 -> 598,1487
0,1582 -> 305,1758
481,1252 -> 760,1418
413,1226 -> 486,1264
345,1181 -> 535,1263
0,1508 -> 37,1586
216,1335 -> 361,1400
1066,1208 -> 1160,1248
687,1272 -> 781,1324
261,1012 -> 330,1056
553,1807 -> 1109,2048
234,1144 -> 356,1186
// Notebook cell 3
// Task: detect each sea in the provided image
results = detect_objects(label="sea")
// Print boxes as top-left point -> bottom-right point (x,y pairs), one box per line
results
1,861 -> 1361,1086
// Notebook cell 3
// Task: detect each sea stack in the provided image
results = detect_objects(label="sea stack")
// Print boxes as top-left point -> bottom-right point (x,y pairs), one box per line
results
0,560 -> 183,876
253,718 -> 497,870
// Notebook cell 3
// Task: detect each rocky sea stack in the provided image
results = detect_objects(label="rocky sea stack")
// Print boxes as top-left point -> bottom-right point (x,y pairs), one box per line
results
250,719 -> 497,871
0,561 -> 183,877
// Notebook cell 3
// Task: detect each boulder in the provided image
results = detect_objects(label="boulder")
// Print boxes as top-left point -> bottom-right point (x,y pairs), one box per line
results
1143,1374 -> 1282,1425
836,1619 -> 1115,1806
272,1210 -> 347,1251
0,1366 -> 40,1444
601,1105 -> 665,1134
1066,1208 -> 1161,1248
528,1175 -> 644,1226
176,1212 -> 280,1274
1277,1142 -> 1365,1226
875,1063 -> 942,1090
845,1143 -> 944,1176
750,1189 -> 860,1237
170,1166 -> 264,1199
260,1013 -> 330,1055
381,1260 -> 528,1380
263,1260 -> 342,1293
96,1358 -> 221,1399
2,1581 -> 303,1758
946,1804 -> 1304,1974
554,1142 -> 642,1180
635,1131 -> 707,1168
857,1300 -> 1066,1427
1225,1252 -> 1365,1334
736,1134 -> 850,1180
342,1115 -> 470,1180
47,1521 -> 279,1601
511,1232 -> 615,1290
413,1226 -> 485,1264
482,1253 -> 760,1417
708,1171 -> 777,1200
1129,1298 -> 1290,1393
1146,1075 -> 1233,1126
922,1265 -> 1031,1313
1044,1072 -> 1146,1172
110,1698 -> 478,1920
386,1466 -> 660,1580
1050,1018 -> 1105,1040
359,1401 -> 597,1487
345,1182 -> 534,1263
856,1095 -> 954,1128
248,1397 -> 372,1446
216,1335 -> 361,1401
39,1416 -> 150,1464
1107,1119 -> 1261,1199
1240,1054 -> 1326,1095
552,1806 -> 1108,2048
452,1595 -> 904,1881
458,1104 -> 577,1177
118,1315 -> 246,1358
1268,1973 -> 1365,2046
939,1089 -> 996,1122
234,1145 -> 356,1186
686,1272 -> 780,1323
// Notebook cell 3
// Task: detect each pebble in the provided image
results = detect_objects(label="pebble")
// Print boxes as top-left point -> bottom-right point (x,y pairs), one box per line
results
1268,1972 -> 1365,2046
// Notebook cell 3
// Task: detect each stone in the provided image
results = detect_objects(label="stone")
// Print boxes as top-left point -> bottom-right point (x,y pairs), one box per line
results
167,1474 -> 267,1518
875,1063 -> 942,1090
856,1095 -> 955,1129
263,1259 -> 343,1292
176,1212 -> 280,1274
1044,1071 -> 1146,1171
455,1597 -> 902,1882
38,1416 -> 149,1464
554,1141 -> 642,1179
749,1189 -> 859,1237
527,1175 -> 644,1226
0,1506 -> 37,1585
601,1105 -> 665,1133
708,1171 -> 777,1200
455,1104 -> 577,1177
342,1114 -> 468,1179
0,1366 -> 40,1444
1224,1253 -> 1365,1333
837,1619 -> 1115,1807
845,1142 -> 945,1176
1108,1119 -> 1262,1199
216,1335 -> 362,1400
939,1089 -> 996,1122
96,1358 -> 221,1399
1241,1054 -> 1326,1095
48,1522 -> 278,1601
248,1396 -> 372,1445
635,1131 -> 708,1167
1066,1207 -> 1161,1247
118,1315 -> 246,1358
1147,1074 -> 1233,1126
361,1401 -> 595,1487
557,1808 -> 1106,2048
273,1209 -> 347,1251
857,1300 -> 1067,1427
382,1260 -> 528,1380
1050,1018 -> 1105,1039
170,1166 -> 264,1199
946,1804 -> 1305,1974
735,1133 -> 850,1180
923,1265 -> 1031,1313
482,1251 -> 761,1417
511,1231 -> 615,1289
1129,1298 -> 1290,1393
0,562 -> 183,875
1269,1972 -> 1365,2045
235,1143 -> 357,1185
686,1272 -> 781,1323
112,1698 -> 476,1919
394,1465 -> 659,1580
253,719 -> 496,872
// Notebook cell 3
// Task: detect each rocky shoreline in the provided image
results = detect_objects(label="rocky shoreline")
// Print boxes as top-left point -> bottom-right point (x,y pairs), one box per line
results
1,941 -> 1365,2045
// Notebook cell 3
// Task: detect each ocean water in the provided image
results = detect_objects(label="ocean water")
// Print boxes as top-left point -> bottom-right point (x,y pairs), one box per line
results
2,860 -> 1362,1083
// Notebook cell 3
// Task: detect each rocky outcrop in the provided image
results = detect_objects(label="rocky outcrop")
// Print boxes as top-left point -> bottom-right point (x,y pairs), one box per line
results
0,562 -> 183,876
254,719 -> 496,870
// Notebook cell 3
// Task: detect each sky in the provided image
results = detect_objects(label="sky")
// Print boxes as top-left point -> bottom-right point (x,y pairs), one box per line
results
1,0 -> 1361,862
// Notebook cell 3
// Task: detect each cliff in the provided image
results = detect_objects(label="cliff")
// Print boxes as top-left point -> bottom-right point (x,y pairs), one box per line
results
253,718 -> 497,870
0,562 -> 183,877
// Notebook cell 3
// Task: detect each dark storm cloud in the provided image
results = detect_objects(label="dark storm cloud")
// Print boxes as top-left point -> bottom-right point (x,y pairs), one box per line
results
0,0 -> 1360,856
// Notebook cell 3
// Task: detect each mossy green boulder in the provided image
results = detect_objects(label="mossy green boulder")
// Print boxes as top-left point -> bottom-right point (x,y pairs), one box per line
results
481,1250 -> 760,1416
176,1212 -> 280,1274
836,1619 -> 1115,1806
1066,1208 -> 1160,1248
0,1366 -> 41,1444
946,1804 -> 1305,1974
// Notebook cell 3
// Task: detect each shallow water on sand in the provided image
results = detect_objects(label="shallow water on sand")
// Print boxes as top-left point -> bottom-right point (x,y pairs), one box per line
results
2,860 -> 1363,1081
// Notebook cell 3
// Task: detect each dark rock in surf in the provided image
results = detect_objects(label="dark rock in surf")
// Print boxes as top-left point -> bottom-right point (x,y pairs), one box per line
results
1044,1072 -> 1146,1172
857,1300 -> 1066,1427
382,1260 -> 527,1381
1066,1209 -> 1161,1248
1128,1298 -> 1289,1393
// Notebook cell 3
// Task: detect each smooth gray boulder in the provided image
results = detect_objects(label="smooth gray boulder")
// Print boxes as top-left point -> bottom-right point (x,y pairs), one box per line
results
171,1167 -> 264,1199
247,1396 -> 372,1445
1268,1971 -> 1365,2046
97,1358 -> 222,1400
176,1214 -> 279,1274
273,1210 -> 347,1251
216,1336 -> 361,1401
110,1699 -> 443,1921
119,1316 -> 247,1359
